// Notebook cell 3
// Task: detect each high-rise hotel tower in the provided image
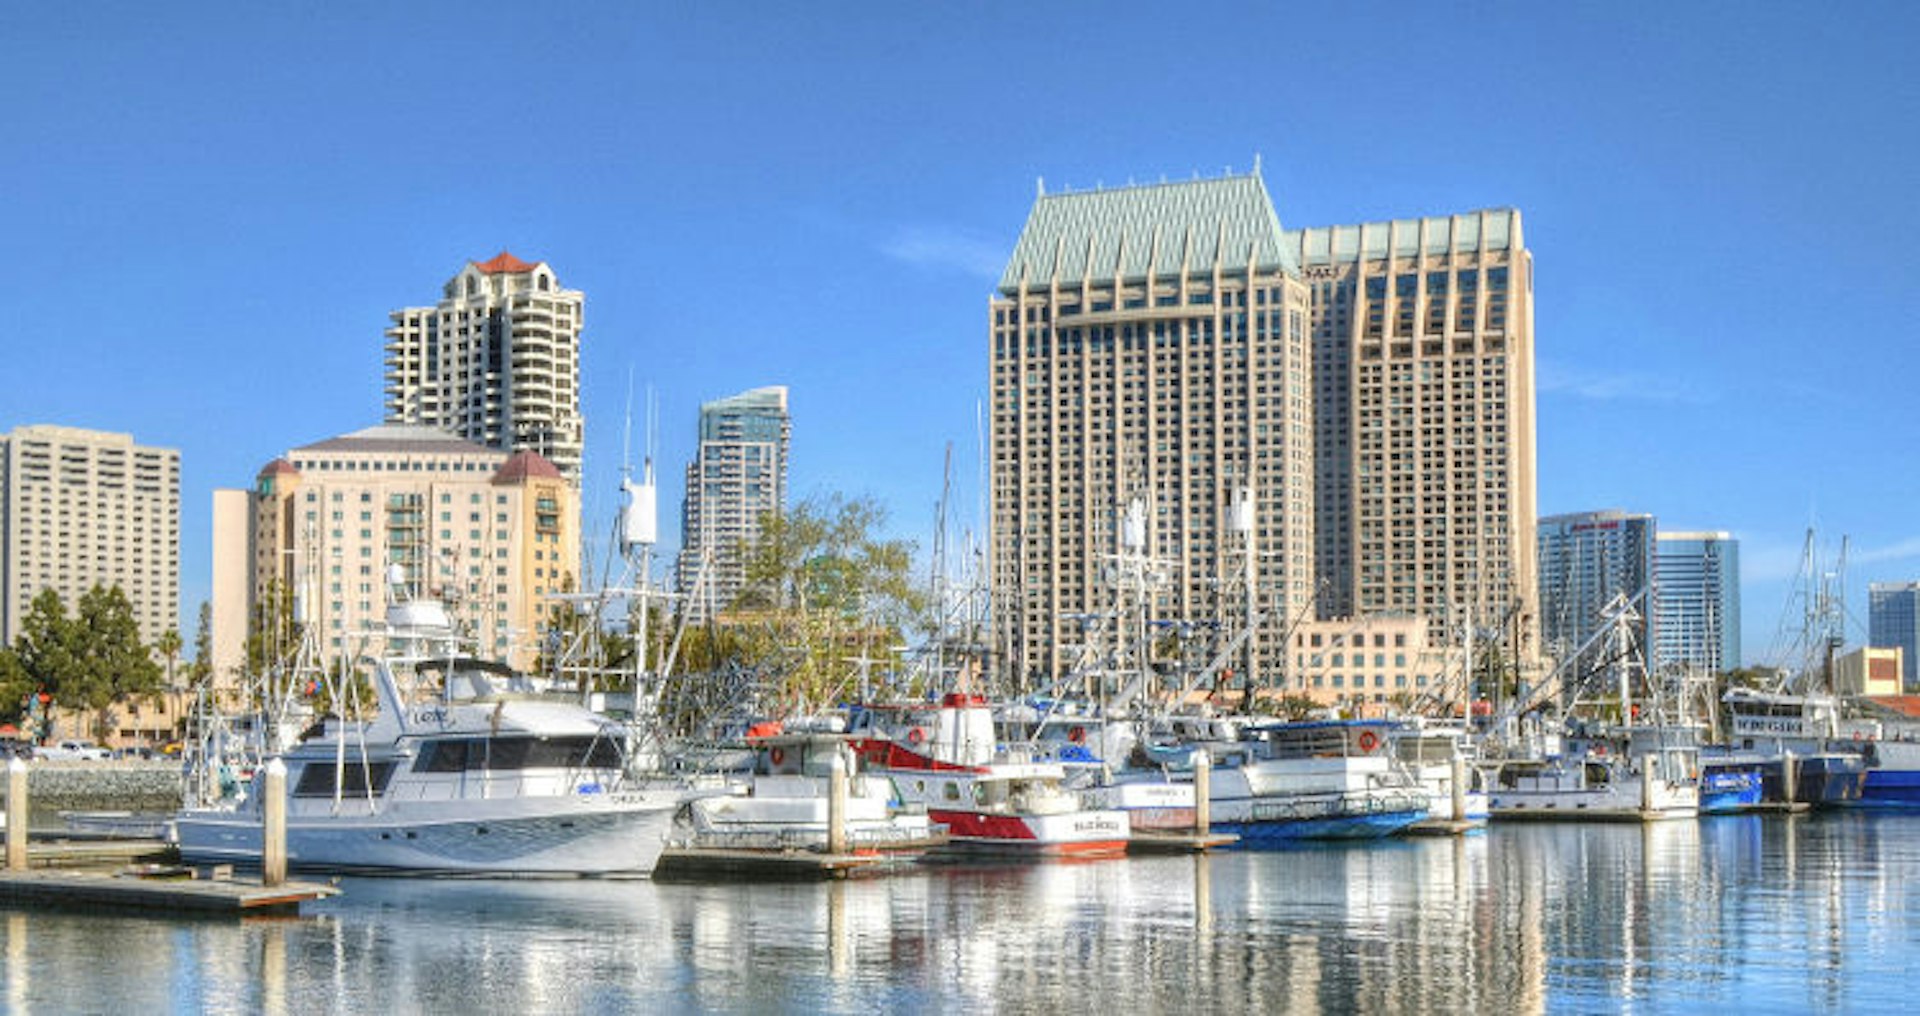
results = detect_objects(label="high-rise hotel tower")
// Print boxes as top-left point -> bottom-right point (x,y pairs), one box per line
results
385,253 -> 585,480
1290,213 -> 1540,664
990,175 -> 1316,681
0,424 -> 180,645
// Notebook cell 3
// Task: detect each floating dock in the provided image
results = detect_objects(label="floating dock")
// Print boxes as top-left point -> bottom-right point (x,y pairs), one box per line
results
1402,819 -> 1484,837
653,847 -> 908,882
1126,830 -> 1239,854
0,868 -> 337,916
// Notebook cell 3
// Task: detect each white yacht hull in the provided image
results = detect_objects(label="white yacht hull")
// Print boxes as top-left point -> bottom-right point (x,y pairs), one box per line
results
174,793 -> 680,876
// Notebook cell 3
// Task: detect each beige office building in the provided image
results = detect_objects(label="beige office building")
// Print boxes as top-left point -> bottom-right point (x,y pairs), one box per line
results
1285,615 -> 1454,713
1289,212 -> 1540,664
217,424 -> 580,673
989,174 -> 1316,681
0,424 -> 180,646
385,252 -> 585,481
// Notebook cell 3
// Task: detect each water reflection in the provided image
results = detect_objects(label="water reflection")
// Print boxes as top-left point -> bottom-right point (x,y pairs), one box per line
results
3,816 -> 1919,1012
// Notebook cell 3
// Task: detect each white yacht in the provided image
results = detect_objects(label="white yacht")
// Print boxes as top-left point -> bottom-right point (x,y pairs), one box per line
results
174,598 -> 686,877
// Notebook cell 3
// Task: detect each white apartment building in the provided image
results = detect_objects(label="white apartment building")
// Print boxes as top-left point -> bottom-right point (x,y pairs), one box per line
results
385,252 -> 585,480
0,423 -> 180,646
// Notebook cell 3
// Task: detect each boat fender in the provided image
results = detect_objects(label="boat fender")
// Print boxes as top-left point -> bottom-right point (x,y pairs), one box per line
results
1069,726 -> 1086,744
1357,730 -> 1379,753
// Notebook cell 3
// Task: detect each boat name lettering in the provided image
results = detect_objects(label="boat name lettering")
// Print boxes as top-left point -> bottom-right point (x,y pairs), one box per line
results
1733,718 -> 1805,735
410,707 -> 449,725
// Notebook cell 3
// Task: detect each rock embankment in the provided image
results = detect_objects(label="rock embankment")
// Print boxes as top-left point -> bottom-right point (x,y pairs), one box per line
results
22,762 -> 183,812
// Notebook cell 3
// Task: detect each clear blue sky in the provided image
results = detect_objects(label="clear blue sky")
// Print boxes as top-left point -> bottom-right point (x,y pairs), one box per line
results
5,3 -> 1918,665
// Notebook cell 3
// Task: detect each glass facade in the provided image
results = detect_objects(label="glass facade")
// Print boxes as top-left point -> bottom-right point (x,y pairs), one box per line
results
1538,510 -> 1655,676
1653,532 -> 1740,674
1868,582 -> 1920,691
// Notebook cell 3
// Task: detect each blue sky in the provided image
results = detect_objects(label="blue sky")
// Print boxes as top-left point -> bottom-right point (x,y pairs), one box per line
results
4,3 -> 1917,665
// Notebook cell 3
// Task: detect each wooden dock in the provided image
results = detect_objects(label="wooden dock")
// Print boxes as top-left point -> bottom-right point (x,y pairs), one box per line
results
0,868 -> 337,916
1403,819 -> 1485,836
20,837 -> 175,867
1126,830 -> 1239,854
653,847 -> 913,882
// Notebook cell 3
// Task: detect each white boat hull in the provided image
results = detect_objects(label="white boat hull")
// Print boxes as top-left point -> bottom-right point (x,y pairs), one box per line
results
175,792 -> 680,876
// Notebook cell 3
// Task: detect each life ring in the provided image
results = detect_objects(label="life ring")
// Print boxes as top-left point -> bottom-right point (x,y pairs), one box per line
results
1069,726 -> 1086,744
907,727 -> 926,745
1356,730 -> 1380,753
769,747 -> 786,766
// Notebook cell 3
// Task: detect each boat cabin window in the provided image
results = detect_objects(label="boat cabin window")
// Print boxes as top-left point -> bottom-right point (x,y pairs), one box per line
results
294,761 -> 397,798
412,737 -> 622,773
415,658 -> 522,699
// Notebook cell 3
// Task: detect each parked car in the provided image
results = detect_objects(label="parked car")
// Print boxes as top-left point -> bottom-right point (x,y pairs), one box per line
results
38,740 -> 111,761
0,739 -> 33,761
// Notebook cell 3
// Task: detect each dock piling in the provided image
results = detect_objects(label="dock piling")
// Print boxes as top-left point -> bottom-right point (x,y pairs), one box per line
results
1193,750 -> 1211,835
1451,755 -> 1468,823
7,758 -> 26,872
263,758 -> 287,887
1782,751 -> 1798,807
1639,754 -> 1656,816
827,748 -> 848,856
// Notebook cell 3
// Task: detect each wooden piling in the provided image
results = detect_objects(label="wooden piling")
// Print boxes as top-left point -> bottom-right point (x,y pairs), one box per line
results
1451,755 -> 1468,823
827,749 -> 848,857
1192,750 -> 1211,835
7,758 -> 26,872
263,758 -> 287,887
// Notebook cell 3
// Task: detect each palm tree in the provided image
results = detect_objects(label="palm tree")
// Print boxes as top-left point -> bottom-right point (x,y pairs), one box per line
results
156,627 -> 183,740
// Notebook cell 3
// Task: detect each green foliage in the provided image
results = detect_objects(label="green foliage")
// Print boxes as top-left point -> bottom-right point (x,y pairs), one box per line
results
691,493 -> 924,709
1274,693 -> 1321,721
5,585 -> 162,740
188,601 -> 213,688
247,578 -> 299,677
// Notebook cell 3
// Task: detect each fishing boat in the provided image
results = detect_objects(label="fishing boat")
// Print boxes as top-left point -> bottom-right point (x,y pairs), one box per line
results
1196,720 -> 1431,843
1390,720 -> 1490,830
1696,758 -> 1765,813
1720,687 -> 1868,806
1489,730 -> 1700,821
847,694 -> 1130,856
174,595 -> 688,877
672,732 -> 945,855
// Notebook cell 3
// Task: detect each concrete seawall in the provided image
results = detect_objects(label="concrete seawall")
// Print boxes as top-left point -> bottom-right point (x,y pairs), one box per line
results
22,762 -> 183,812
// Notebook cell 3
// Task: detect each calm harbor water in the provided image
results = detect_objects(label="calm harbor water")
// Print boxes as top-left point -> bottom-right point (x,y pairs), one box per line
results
4,812 -> 1918,1014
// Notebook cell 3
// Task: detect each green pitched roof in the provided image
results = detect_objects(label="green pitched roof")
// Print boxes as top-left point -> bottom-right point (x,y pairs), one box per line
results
997,174 -> 1300,293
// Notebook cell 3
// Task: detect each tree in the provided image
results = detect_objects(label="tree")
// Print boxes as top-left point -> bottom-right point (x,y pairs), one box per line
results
10,588 -> 82,740
156,627 -> 183,689
73,585 -> 164,740
697,493 -> 924,709
188,600 -> 213,690
247,578 -> 299,678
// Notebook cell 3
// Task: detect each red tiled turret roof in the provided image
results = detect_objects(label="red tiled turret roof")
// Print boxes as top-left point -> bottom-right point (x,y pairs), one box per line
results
475,251 -> 539,275
257,457 -> 299,477
492,449 -> 564,485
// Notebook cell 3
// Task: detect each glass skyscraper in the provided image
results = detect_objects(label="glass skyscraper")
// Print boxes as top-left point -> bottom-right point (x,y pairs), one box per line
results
1869,581 -> 1920,691
1538,510 -> 1655,678
677,386 -> 790,621
1653,531 -> 1740,674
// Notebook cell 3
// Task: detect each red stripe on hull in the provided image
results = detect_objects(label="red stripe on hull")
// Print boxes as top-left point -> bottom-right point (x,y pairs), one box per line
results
928,810 -> 1127,857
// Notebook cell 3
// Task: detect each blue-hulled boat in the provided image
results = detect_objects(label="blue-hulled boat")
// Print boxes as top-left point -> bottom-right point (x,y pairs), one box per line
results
1200,720 -> 1430,844
1698,760 -> 1764,813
